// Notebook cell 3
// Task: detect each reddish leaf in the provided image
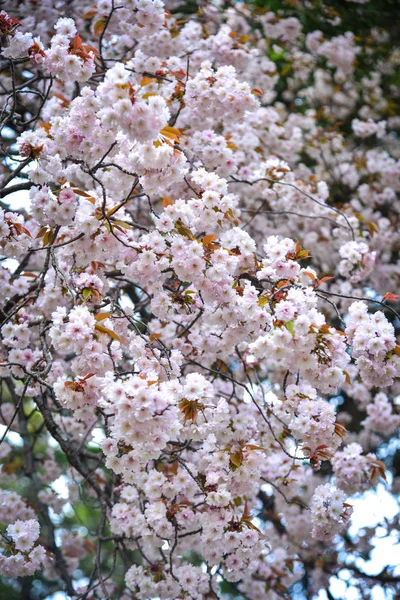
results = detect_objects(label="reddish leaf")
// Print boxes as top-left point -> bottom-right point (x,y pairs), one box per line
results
95,313 -> 113,322
202,234 -> 216,246
82,43 -> 100,57
162,196 -> 173,208
93,17 -> 106,37
382,292 -> 398,302
107,202 -> 125,217
83,9 -> 98,19
36,226 -> 48,239
303,270 -> 316,281
140,76 -> 157,86
39,122 -> 52,133
94,324 -> 122,342
343,370 -> 352,385
316,276 -> 334,286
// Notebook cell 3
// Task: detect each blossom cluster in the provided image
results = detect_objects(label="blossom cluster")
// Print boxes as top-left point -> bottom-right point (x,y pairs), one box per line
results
310,484 -> 353,541
0,0 -> 399,597
332,443 -> 384,494
0,495 -> 48,577
346,301 -> 400,387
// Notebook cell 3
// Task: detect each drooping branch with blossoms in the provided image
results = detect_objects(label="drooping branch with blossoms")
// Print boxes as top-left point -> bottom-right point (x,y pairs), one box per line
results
0,0 -> 399,598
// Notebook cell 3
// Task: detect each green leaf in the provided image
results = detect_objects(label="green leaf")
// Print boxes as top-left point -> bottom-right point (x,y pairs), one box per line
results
82,288 -> 93,301
286,320 -> 295,337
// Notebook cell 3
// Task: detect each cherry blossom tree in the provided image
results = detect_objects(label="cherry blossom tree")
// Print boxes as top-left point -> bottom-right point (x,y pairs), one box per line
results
0,0 -> 399,598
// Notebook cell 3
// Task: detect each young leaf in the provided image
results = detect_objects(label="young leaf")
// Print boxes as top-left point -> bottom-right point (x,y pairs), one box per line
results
202,234 -> 216,246
162,196 -> 174,208
94,324 -> 122,342
95,313 -> 113,321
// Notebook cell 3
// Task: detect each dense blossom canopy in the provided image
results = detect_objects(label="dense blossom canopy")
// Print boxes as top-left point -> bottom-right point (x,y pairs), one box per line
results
0,0 -> 399,599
